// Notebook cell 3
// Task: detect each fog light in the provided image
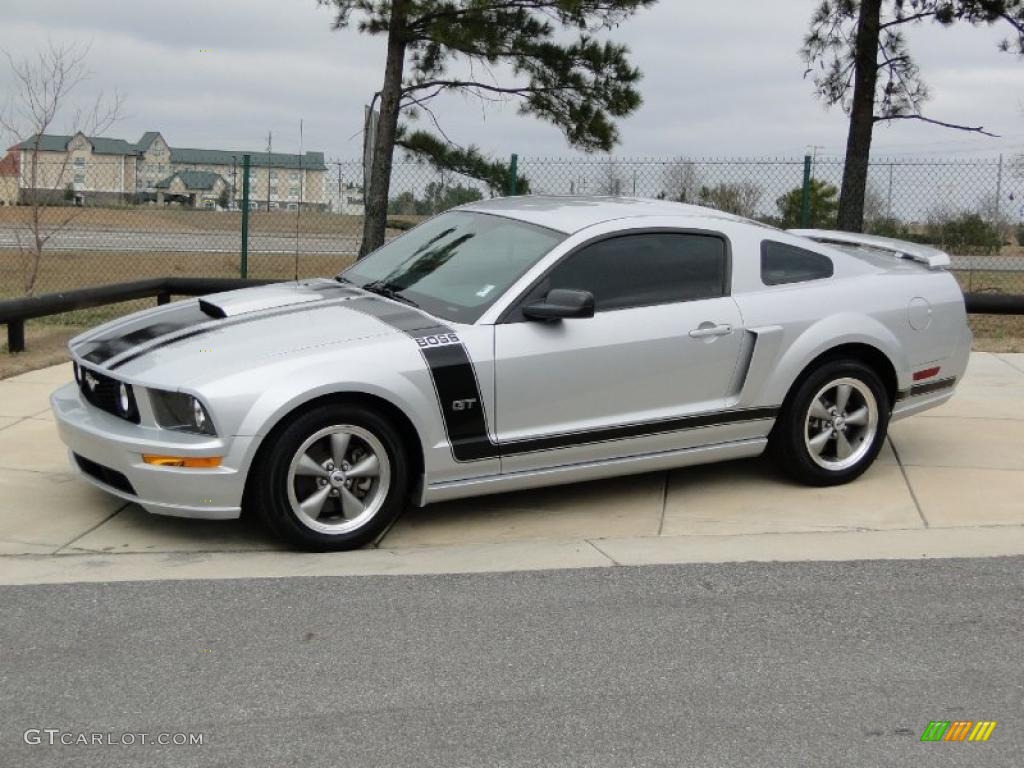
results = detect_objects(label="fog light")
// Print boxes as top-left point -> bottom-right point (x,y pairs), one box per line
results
143,455 -> 222,468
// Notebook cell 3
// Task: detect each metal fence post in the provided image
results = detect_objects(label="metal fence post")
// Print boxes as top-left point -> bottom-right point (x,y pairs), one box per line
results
995,153 -> 1004,227
508,153 -> 519,196
240,153 -> 251,279
800,154 -> 812,228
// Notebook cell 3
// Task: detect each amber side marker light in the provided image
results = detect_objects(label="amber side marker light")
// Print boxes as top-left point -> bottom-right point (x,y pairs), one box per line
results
143,455 -> 222,468
913,366 -> 941,381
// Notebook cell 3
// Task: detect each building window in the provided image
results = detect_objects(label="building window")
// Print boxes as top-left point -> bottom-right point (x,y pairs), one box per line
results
269,185 -> 278,196
74,173 -> 85,185
73,157 -> 85,169
289,186 -> 300,198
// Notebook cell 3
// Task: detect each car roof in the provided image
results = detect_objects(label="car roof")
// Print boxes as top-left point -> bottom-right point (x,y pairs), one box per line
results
457,195 -> 751,234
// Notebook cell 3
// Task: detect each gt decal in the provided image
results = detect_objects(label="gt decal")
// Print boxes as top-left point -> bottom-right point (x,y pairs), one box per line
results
452,398 -> 478,411
416,333 -> 461,348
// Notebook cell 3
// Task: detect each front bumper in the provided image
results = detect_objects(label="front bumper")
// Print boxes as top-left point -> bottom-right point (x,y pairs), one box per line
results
51,382 -> 253,520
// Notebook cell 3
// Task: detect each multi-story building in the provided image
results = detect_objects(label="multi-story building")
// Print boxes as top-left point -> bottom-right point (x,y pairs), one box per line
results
0,150 -> 19,206
7,131 -> 328,210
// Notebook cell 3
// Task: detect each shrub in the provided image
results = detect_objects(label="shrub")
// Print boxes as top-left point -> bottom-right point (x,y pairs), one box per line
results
925,212 -> 1002,256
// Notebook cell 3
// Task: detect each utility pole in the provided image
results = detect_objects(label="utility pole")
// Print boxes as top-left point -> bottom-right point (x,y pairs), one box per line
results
330,160 -> 344,213
266,130 -> 272,212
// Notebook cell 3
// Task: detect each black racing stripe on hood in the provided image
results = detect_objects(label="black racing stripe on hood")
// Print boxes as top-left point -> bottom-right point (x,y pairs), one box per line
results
105,287 -> 363,370
79,304 -> 212,365
343,296 -> 451,338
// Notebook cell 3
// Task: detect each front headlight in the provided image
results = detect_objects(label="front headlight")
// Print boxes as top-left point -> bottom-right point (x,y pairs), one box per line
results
150,390 -> 217,436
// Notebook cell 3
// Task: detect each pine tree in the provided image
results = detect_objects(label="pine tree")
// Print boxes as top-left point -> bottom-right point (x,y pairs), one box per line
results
318,0 -> 656,257
801,0 -> 1024,232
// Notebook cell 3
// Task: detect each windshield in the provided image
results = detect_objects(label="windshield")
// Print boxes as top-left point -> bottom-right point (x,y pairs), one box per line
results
340,211 -> 566,323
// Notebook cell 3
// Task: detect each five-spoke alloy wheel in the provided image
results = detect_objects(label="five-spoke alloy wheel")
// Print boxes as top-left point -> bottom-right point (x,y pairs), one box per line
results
772,359 -> 890,486
253,404 -> 409,551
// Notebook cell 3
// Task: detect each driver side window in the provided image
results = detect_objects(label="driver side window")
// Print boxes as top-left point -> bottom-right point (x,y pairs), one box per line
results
512,231 -> 728,318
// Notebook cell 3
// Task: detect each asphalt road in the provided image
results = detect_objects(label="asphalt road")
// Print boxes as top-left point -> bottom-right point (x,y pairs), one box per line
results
0,227 -> 361,256
1,557 -> 1022,767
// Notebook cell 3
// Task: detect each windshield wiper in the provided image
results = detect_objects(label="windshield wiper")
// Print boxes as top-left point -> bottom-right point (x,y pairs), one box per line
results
361,280 -> 421,309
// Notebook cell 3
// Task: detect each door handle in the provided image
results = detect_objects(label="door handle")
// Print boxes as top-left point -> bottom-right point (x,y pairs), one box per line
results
689,323 -> 733,339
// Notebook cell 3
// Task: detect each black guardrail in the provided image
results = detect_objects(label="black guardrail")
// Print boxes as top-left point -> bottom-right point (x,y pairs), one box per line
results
1,279 -> 1021,355
0,277 -> 278,353
963,293 -> 1024,316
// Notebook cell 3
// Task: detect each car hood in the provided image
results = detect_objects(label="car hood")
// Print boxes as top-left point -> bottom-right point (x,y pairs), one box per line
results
69,279 -> 408,384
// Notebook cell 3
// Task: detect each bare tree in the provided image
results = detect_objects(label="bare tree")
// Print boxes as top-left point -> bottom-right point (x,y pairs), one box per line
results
599,160 -> 627,196
659,159 -> 701,203
698,181 -> 763,219
0,42 -> 123,294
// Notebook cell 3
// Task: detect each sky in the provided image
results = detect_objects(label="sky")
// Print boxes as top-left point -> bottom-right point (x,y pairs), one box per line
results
1,0 -> 1022,163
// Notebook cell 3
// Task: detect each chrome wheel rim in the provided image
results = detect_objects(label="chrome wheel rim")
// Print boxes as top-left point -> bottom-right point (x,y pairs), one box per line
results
804,378 -> 879,472
286,425 -> 391,535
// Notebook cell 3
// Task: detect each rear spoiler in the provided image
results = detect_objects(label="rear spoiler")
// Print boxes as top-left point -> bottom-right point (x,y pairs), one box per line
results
788,229 -> 951,270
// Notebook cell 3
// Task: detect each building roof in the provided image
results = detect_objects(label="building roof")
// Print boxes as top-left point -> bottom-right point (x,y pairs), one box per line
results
169,146 -> 326,171
14,132 -> 326,170
136,132 -> 162,151
15,133 -> 138,156
154,170 -> 225,191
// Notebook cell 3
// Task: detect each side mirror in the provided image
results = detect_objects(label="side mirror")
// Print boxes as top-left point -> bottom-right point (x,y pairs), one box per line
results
522,289 -> 595,322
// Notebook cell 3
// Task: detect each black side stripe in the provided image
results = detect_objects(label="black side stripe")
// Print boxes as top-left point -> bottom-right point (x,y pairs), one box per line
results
344,297 -> 501,462
346,297 -> 780,463
501,407 -> 780,456
896,377 -> 957,402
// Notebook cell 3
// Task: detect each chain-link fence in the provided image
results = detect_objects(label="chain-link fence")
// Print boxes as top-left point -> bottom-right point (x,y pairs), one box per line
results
2,155 -> 1022,345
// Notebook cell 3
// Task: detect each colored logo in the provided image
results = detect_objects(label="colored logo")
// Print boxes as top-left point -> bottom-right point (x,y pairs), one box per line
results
920,721 -> 997,742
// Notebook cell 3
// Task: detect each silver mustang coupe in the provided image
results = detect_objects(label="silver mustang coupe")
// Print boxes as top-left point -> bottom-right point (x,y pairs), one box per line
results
52,197 -> 971,550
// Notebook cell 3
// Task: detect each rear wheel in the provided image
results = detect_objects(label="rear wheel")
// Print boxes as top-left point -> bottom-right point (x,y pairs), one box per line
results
771,359 -> 889,486
252,404 -> 409,551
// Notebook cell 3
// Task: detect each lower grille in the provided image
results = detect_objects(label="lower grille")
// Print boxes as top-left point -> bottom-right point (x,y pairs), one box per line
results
74,453 -> 137,496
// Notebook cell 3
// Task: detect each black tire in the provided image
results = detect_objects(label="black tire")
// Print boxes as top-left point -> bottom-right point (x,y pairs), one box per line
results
251,403 -> 410,551
770,359 -> 890,487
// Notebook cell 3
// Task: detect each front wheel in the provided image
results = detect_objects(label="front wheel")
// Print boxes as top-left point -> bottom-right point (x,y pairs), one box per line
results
771,360 -> 890,486
252,404 -> 410,551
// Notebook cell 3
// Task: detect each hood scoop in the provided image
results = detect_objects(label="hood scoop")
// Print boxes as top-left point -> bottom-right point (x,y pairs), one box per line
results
198,280 -> 356,319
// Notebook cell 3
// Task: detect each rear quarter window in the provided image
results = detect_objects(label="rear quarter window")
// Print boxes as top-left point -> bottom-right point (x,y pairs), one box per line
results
761,241 -> 834,286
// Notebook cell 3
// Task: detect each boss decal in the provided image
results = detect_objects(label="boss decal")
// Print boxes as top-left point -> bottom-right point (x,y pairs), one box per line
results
416,333 -> 461,348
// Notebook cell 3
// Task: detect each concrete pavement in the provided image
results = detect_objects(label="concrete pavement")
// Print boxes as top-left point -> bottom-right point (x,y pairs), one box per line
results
1,352 -> 1022,585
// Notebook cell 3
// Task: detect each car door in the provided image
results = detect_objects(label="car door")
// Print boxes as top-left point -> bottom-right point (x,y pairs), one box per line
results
494,230 -> 746,474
